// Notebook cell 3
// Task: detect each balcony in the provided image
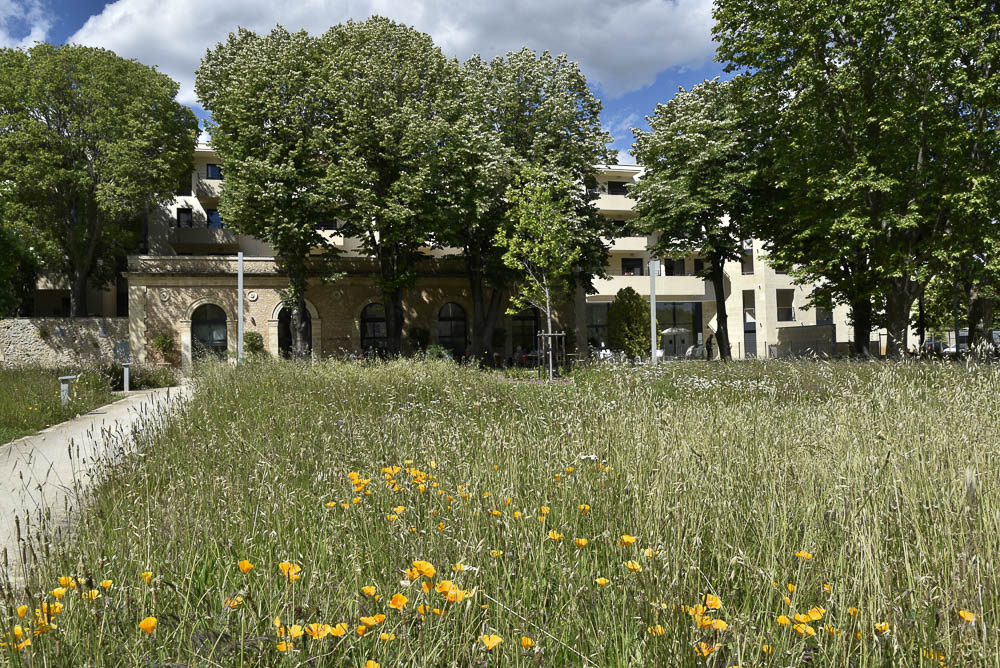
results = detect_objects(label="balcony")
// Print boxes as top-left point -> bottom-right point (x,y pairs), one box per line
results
195,176 -> 222,199
169,225 -> 239,253
595,193 -> 635,215
591,274 -> 712,300
604,236 -> 648,252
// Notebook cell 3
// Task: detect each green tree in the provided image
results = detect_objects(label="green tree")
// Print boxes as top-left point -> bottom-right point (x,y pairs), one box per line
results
0,44 -> 198,316
438,50 -> 614,363
496,166 -> 584,380
605,287 -> 647,360
316,17 -> 468,356
196,27 -> 338,356
631,78 -> 758,362
714,0 -> 1000,356
0,181 -> 41,316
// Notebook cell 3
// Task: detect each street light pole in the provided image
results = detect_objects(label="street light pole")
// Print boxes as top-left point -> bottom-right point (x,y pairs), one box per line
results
237,251 -> 244,363
649,259 -> 659,364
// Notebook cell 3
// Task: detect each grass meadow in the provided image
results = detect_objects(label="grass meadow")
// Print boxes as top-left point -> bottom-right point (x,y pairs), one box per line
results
1,359 -> 997,666
0,367 -> 117,443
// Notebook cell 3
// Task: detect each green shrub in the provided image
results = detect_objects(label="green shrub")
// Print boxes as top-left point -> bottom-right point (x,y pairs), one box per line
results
151,331 -> 176,355
244,331 -> 265,355
95,360 -> 179,391
606,286 -> 647,359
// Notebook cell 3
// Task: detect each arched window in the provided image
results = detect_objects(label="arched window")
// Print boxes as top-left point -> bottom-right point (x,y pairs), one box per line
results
437,302 -> 467,358
191,304 -> 227,359
360,303 -> 388,353
511,308 -> 539,353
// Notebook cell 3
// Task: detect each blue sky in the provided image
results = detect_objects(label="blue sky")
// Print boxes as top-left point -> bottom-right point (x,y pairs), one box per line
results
1,0 -> 728,163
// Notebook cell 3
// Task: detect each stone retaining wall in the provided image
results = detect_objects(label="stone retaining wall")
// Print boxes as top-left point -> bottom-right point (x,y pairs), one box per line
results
0,318 -> 130,367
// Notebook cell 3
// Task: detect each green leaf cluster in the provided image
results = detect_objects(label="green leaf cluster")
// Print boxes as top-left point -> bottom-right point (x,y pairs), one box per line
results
605,287 -> 648,360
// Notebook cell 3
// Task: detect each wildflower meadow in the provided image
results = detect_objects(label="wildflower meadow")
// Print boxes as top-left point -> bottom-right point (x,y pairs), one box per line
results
1,359 -> 996,666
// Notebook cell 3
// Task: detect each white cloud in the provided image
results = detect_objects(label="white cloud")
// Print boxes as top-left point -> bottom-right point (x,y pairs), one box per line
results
0,0 -> 51,48
69,0 -> 714,106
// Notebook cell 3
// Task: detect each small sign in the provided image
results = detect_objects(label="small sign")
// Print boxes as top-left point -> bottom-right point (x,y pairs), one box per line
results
114,342 -> 130,362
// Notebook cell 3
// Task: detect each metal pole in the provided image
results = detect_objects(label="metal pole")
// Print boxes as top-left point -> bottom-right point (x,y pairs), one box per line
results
59,375 -> 75,407
237,251 -> 244,363
649,259 -> 659,363
123,363 -> 130,392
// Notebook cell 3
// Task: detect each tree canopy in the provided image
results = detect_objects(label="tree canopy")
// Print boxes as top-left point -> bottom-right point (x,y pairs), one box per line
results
606,286 -> 647,360
0,43 -> 198,316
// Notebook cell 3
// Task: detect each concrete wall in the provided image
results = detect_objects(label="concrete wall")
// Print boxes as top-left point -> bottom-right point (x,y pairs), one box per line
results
0,318 -> 129,366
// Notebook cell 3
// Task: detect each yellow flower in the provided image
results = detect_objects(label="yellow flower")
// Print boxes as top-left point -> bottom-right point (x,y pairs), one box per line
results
356,625 -> 367,636
823,583 -> 833,594
695,642 -> 718,657
824,624 -> 841,636
794,613 -> 812,624
238,559 -> 254,574
712,619 -> 728,631
793,623 -> 816,637
554,473 -> 561,482
140,571 -> 153,584
405,566 -> 420,580
360,614 -> 385,626
279,561 -> 302,582
762,644 -> 773,655
808,606 -> 826,621
540,506 -> 550,515
365,661 -> 380,668
958,609 -> 976,624
453,563 -> 465,572
57,576 -> 76,588
848,607 -> 859,617
795,550 -> 812,561
435,580 -> 455,594
575,538 -> 589,548
138,616 -> 157,634
874,622 -> 890,634
625,560 -> 642,573
619,534 -> 637,547
224,596 -> 243,609
276,641 -> 292,652
480,634 -> 502,650
51,587 -> 66,599
362,585 -> 377,597
548,530 -> 564,542
437,522 -> 444,531
353,496 -> 361,504
389,593 -> 408,610
704,594 -> 721,609
413,560 -> 436,578
379,632 -> 396,641
330,622 -> 348,637
288,625 -> 304,639
386,514 -> 398,522
393,505 -> 405,514
647,624 -> 665,636
304,623 -> 329,639
490,550 -> 504,558
595,577 -> 609,587
579,504 -> 590,514
521,635 -> 535,648
513,511 -> 522,519
325,501 -> 336,508
786,583 -> 796,593
776,615 -> 790,626
783,596 -> 791,606
16,605 -> 28,618
491,509 -> 501,517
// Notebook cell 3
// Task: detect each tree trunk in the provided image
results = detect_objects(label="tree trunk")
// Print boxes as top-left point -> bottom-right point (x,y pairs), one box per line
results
291,299 -> 309,358
468,270 -> 504,365
709,255 -> 732,361
851,297 -> 873,357
883,283 -> 916,358
69,271 -> 88,317
966,283 -> 983,348
917,291 -> 925,350
384,289 -> 405,356
544,284 -> 554,381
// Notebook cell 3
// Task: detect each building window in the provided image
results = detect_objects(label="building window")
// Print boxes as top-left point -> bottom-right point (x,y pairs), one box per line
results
437,302 -> 467,359
816,307 -> 833,325
206,209 -> 223,229
360,303 -> 388,353
191,304 -> 228,359
176,208 -> 193,228
607,181 -> 629,196
511,309 -> 539,354
177,174 -> 192,196
741,245 -> 754,274
206,164 -> 224,180
776,289 -> 796,322
662,259 -> 686,276
587,303 -> 609,348
743,290 -> 756,325
694,258 -> 704,275
656,302 -> 703,356
621,258 -> 643,276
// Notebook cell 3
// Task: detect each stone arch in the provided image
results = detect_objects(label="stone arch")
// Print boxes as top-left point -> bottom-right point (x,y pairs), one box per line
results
180,298 -> 236,371
268,298 -> 322,359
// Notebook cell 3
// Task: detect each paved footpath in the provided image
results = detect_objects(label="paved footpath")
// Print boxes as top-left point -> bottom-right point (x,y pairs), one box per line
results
0,385 -> 190,581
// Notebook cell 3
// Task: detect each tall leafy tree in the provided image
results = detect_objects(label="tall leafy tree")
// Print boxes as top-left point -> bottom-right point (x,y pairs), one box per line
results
196,27 -> 337,356
714,0 -> 1000,356
439,50 -> 615,362
496,166 -> 584,380
605,286 -> 647,361
631,78 -> 758,362
0,44 -> 198,316
316,17 -> 469,356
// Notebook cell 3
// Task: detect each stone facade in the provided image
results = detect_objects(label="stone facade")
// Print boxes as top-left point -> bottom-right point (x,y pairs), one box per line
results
0,317 -> 129,366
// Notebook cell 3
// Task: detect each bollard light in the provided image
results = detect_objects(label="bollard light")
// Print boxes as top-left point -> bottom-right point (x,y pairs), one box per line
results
122,363 -> 131,392
58,375 -> 77,407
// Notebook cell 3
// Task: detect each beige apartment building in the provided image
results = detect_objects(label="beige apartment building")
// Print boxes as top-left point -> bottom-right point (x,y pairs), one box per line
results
21,145 -> 866,368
